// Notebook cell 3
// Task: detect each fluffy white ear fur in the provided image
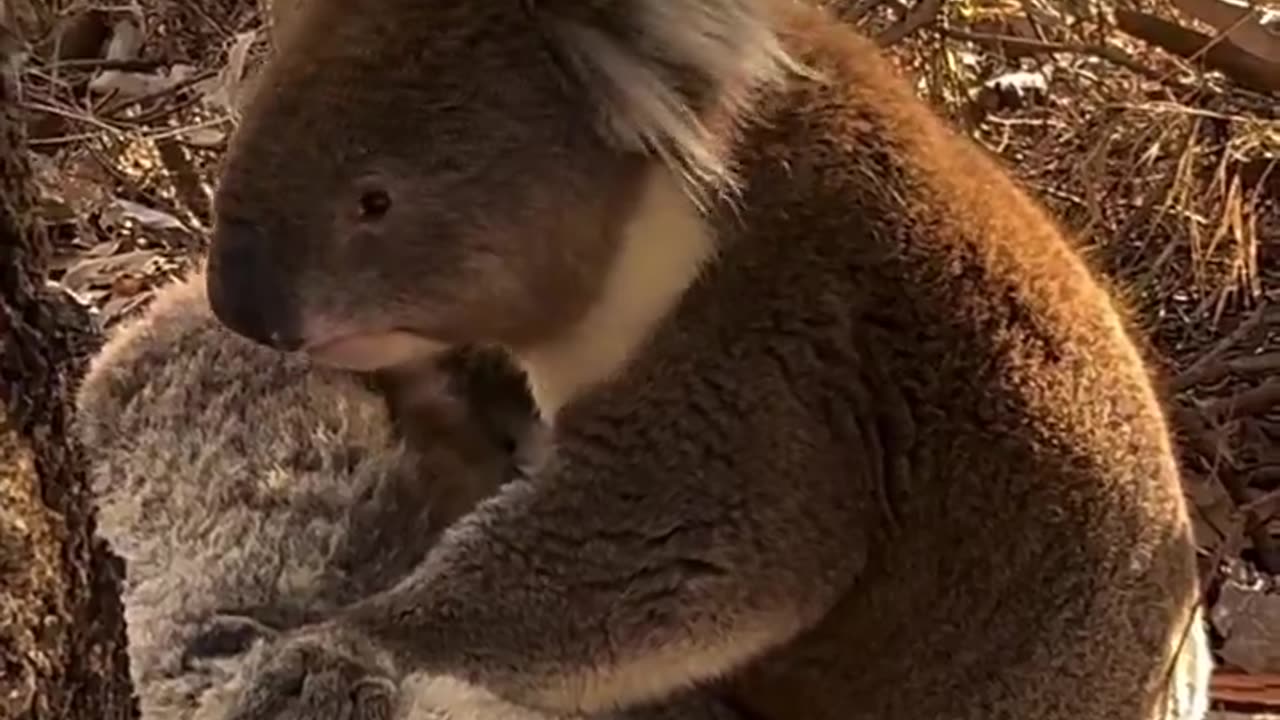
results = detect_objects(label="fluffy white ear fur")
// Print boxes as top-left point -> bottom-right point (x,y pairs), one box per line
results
537,0 -> 800,202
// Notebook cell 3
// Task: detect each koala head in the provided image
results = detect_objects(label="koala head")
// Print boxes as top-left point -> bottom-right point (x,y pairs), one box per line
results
206,0 -> 795,372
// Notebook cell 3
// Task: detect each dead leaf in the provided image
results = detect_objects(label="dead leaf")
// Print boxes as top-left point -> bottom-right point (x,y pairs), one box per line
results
46,239 -> 122,273
60,249 -> 160,291
29,151 -> 113,219
87,15 -> 199,99
197,30 -> 261,116
84,238 -> 124,258
179,127 -> 228,147
1211,557 -> 1280,673
89,64 -> 197,98
102,198 -> 186,231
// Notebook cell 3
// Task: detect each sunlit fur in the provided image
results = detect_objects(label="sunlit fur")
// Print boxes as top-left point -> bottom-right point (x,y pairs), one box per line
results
205,2 -> 1212,719
544,0 -> 801,200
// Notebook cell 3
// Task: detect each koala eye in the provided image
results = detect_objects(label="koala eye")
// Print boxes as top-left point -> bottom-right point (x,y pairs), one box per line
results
357,188 -> 392,221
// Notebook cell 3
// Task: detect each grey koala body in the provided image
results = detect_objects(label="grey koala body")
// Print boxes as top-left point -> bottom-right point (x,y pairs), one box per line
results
74,271 -> 515,717
75,272 -> 740,720
200,1 -> 1211,719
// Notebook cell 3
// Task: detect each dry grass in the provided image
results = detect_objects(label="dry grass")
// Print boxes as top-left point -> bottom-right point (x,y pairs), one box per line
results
844,7 -> 1280,708
5,0 -> 1279,713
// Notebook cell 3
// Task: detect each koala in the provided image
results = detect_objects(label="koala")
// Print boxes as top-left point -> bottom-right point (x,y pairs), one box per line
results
369,346 -> 552,534
72,270 -> 522,716
202,1 -> 1212,720
75,271 -> 741,720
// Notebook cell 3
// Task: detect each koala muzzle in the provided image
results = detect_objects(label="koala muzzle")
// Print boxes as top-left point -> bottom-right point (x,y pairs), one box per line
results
207,218 -> 304,351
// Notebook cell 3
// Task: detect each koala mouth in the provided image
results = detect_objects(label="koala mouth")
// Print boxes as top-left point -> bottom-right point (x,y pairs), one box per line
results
304,330 -> 450,371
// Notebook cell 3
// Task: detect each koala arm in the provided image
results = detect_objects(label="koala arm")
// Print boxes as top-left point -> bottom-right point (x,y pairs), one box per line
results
334,368 -> 868,715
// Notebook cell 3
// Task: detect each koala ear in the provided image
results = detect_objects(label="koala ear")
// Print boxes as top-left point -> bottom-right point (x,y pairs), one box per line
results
530,0 -> 800,198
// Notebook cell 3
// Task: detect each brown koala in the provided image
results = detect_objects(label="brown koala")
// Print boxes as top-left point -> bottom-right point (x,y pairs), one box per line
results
75,271 -> 739,720
202,1 -> 1211,720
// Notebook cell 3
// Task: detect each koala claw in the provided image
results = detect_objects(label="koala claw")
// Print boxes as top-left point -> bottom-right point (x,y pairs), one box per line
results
225,625 -> 400,720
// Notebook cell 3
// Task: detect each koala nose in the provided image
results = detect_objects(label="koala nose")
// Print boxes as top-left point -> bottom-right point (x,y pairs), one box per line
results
206,218 -> 304,351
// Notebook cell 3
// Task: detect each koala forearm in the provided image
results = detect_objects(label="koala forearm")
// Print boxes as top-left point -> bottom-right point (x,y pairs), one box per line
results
341,443 -> 864,714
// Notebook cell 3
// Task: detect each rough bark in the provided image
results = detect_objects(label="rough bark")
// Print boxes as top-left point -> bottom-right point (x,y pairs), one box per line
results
0,46 -> 136,720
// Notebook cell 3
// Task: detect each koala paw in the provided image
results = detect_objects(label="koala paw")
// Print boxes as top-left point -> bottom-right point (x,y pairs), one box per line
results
225,624 -> 400,720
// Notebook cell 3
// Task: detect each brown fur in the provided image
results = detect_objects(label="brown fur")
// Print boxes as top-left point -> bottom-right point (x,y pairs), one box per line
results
204,1 -> 1210,719
369,346 -> 551,532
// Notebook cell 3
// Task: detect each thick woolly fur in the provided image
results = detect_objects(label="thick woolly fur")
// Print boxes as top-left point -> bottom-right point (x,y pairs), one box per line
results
75,272 -> 742,720
204,1 -> 1212,720
76,272 -> 504,718
76,272 -> 410,716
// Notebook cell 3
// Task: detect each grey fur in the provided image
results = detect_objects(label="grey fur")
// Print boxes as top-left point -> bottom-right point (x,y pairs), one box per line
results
76,271 -> 441,717
75,271 -> 740,720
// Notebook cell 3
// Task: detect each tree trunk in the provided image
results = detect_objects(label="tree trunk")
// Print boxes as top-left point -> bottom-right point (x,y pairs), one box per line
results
0,43 -> 136,720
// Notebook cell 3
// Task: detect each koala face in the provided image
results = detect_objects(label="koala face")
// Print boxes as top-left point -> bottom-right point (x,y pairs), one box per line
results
208,0 -> 648,372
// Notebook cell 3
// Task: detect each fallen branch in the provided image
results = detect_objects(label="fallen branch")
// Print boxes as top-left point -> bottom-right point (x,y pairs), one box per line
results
1208,378 -> 1280,420
1211,670 -> 1280,708
942,27 -> 1167,81
1115,8 -> 1280,93
1171,0 -> 1280,63
41,57 -> 166,72
1173,304 -> 1270,390
1175,350 -> 1280,389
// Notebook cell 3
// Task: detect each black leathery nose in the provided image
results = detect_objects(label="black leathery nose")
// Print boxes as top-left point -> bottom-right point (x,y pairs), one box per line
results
206,218 -> 304,351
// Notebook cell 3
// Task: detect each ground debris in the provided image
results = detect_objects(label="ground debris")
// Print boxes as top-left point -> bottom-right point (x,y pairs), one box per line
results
1214,558 -> 1280,674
